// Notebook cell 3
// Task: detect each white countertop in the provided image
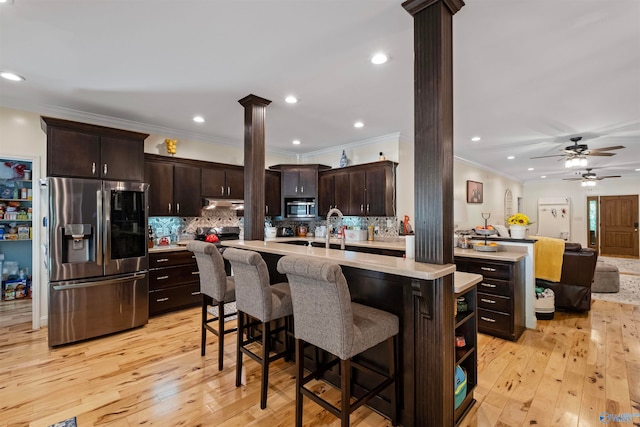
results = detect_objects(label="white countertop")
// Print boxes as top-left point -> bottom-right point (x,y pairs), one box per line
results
454,271 -> 482,294
266,236 -> 408,251
222,239 -> 455,281
454,247 -> 527,262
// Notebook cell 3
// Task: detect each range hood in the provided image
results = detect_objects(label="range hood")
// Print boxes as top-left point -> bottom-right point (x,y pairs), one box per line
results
202,198 -> 245,210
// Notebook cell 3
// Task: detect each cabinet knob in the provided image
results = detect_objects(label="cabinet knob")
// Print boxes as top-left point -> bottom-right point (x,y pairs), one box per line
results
301,186 -> 304,193
295,186 -> 298,193
360,204 -> 364,212
176,203 -> 180,214
191,271 -> 199,275
156,258 -> 169,263
366,203 -> 370,213
156,297 -> 169,302
227,186 -> 231,196
480,282 -> 496,288
157,275 -> 169,280
103,163 -> 108,175
191,291 -> 201,296
265,205 -> 269,214
480,316 -> 496,323
221,186 -> 225,196
480,298 -> 496,304
168,203 -> 172,214
92,162 -> 96,175
480,266 -> 496,272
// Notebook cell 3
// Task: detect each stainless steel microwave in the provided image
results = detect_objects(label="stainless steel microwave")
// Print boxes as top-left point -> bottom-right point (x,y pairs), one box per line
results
286,200 -> 316,218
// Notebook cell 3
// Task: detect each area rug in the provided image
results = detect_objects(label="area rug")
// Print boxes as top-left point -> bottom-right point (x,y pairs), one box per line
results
49,417 -> 77,427
592,256 -> 640,306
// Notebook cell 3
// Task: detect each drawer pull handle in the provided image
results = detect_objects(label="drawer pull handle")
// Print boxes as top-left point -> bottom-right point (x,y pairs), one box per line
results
192,255 -> 196,259
481,298 -> 496,304
157,275 -> 169,280
480,282 -> 497,288
156,297 -> 169,302
156,258 -> 169,263
481,316 -> 496,323
192,271 -> 200,275
480,267 -> 497,272
191,291 -> 201,296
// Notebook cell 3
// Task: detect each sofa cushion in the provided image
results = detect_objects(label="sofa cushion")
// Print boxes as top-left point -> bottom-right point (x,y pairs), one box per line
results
564,242 -> 582,252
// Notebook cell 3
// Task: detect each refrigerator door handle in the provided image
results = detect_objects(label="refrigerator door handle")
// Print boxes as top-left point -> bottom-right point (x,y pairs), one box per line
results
103,187 -> 112,266
52,273 -> 147,290
96,188 -> 103,266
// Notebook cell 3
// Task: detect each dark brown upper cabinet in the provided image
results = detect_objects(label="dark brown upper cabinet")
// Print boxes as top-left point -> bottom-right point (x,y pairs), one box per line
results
201,165 -> 244,199
279,165 -> 321,198
318,170 -> 350,216
318,160 -> 397,217
145,155 -> 201,217
265,170 -> 281,217
41,116 -> 147,181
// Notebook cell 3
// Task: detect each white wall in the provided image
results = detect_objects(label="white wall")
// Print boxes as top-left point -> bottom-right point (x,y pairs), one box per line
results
523,177 -> 640,247
453,157 -> 524,229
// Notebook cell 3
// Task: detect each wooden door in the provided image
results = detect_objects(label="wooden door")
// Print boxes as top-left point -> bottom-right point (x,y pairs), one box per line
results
348,170 -> 365,216
317,172 -> 335,216
173,164 -> 201,217
201,167 -> 226,197
47,127 -> 100,178
365,167 -> 387,216
225,168 -> 244,199
100,136 -> 144,181
265,170 -> 281,217
600,195 -> 639,257
145,161 -> 173,216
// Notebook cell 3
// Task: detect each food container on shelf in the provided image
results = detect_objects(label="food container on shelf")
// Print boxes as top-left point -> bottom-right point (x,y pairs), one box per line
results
344,229 -> 367,241
473,242 -> 499,252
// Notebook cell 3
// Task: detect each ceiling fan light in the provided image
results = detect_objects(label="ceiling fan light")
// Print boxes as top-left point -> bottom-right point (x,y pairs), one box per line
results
579,157 -> 588,167
565,159 -> 573,168
581,181 -> 587,187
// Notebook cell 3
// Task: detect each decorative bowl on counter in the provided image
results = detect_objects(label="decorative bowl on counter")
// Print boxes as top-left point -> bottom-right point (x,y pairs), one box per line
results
473,242 -> 499,252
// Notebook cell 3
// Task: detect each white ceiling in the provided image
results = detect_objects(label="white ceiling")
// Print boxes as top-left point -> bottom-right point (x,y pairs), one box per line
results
1,0 -> 639,183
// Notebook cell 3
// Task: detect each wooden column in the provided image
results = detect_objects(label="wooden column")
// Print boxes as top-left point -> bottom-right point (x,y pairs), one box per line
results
403,0 -> 463,265
402,1 -> 464,426
238,94 -> 272,241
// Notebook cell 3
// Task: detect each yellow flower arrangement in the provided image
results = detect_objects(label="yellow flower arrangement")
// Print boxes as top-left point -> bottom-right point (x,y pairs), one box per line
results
507,212 -> 533,226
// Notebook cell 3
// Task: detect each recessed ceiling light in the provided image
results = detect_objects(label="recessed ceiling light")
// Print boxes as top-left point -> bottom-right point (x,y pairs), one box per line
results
0,0 -> 14,5
371,53 -> 388,65
471,136 -> 481,142
507,156 -> 515,160
193,116 -> 205,123
0,71 -> 24,81
528,168 -> 534,171
354,121 -> 364,128
292,139 -> 301,145
285,95 -> 298,104
636,168 -> 640,171
541,175 -> 546,178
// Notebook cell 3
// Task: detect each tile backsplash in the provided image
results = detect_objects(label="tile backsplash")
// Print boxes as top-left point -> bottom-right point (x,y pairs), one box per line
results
150,208 -> 399,241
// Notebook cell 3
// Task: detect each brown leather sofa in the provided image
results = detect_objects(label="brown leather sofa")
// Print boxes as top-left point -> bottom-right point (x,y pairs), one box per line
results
535,243 -> 598,311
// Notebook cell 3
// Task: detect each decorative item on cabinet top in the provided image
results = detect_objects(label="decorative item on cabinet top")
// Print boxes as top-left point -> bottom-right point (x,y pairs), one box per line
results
165,139 -> 178,156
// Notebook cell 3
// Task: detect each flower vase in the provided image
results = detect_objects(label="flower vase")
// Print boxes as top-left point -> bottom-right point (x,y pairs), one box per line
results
510,225 -> 526,239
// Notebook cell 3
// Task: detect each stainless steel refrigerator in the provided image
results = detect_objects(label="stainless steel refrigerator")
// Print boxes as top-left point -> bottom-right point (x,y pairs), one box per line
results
42,177 -> 149,346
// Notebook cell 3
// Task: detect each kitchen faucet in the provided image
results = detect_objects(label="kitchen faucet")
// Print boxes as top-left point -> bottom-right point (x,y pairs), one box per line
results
326,207 -> 345,249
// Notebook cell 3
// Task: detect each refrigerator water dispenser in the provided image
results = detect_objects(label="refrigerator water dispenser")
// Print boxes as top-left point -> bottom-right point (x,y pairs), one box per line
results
62,224 -> 94,263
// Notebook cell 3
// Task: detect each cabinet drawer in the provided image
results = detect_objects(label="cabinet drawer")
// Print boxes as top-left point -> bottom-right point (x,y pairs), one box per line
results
149,264 -> 199,290
149,283 -> 201,316
476,278 -> 511,297
478,309 -> 511,335
149,250 -> 197,269
466,261 -> 511,280
477,292 -> 510,313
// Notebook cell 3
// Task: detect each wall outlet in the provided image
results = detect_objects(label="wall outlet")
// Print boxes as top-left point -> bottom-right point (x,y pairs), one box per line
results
386,219 -> 392,227
375,226 -> 380,235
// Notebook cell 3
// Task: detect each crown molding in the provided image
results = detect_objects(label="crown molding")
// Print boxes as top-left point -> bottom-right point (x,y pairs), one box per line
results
298,132 -> 402,160
455,155 -> 523,184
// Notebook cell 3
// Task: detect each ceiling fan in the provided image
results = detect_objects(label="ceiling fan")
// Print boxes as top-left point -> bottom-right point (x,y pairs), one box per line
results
530,136 -> 625,168
562,168 -> 621,186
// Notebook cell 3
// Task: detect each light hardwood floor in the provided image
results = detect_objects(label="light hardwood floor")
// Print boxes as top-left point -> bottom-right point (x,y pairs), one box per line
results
1,299 -> 639,427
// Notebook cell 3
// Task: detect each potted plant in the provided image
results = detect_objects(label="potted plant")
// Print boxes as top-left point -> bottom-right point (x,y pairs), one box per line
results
507,213 -> 533,239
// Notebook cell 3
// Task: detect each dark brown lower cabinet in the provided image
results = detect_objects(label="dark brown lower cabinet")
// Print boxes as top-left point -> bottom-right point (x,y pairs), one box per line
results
455,257 -> 525,341
149,250 -> 201,316
454,283 -> 477,424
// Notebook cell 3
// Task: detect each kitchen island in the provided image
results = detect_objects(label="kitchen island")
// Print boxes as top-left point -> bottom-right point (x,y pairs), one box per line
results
222,239 -> 481,426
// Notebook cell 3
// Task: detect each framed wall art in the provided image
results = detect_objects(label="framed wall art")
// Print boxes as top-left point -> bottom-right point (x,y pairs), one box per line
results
466,180 -> 483,204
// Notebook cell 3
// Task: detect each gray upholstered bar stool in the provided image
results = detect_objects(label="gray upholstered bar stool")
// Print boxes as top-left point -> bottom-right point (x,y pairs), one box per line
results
277,255 -> 399,427
222,248 -> 293,410
187,241 -> 237,371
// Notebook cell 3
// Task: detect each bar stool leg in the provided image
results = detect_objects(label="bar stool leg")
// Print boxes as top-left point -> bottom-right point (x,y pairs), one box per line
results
201,296 -> 208,357
260,321 -> 271,409
295,339 -> 304,427
389,336 -> 397,426
218,301 -> 225,371
236,311 -> 244,387
340,358 -> 351,427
